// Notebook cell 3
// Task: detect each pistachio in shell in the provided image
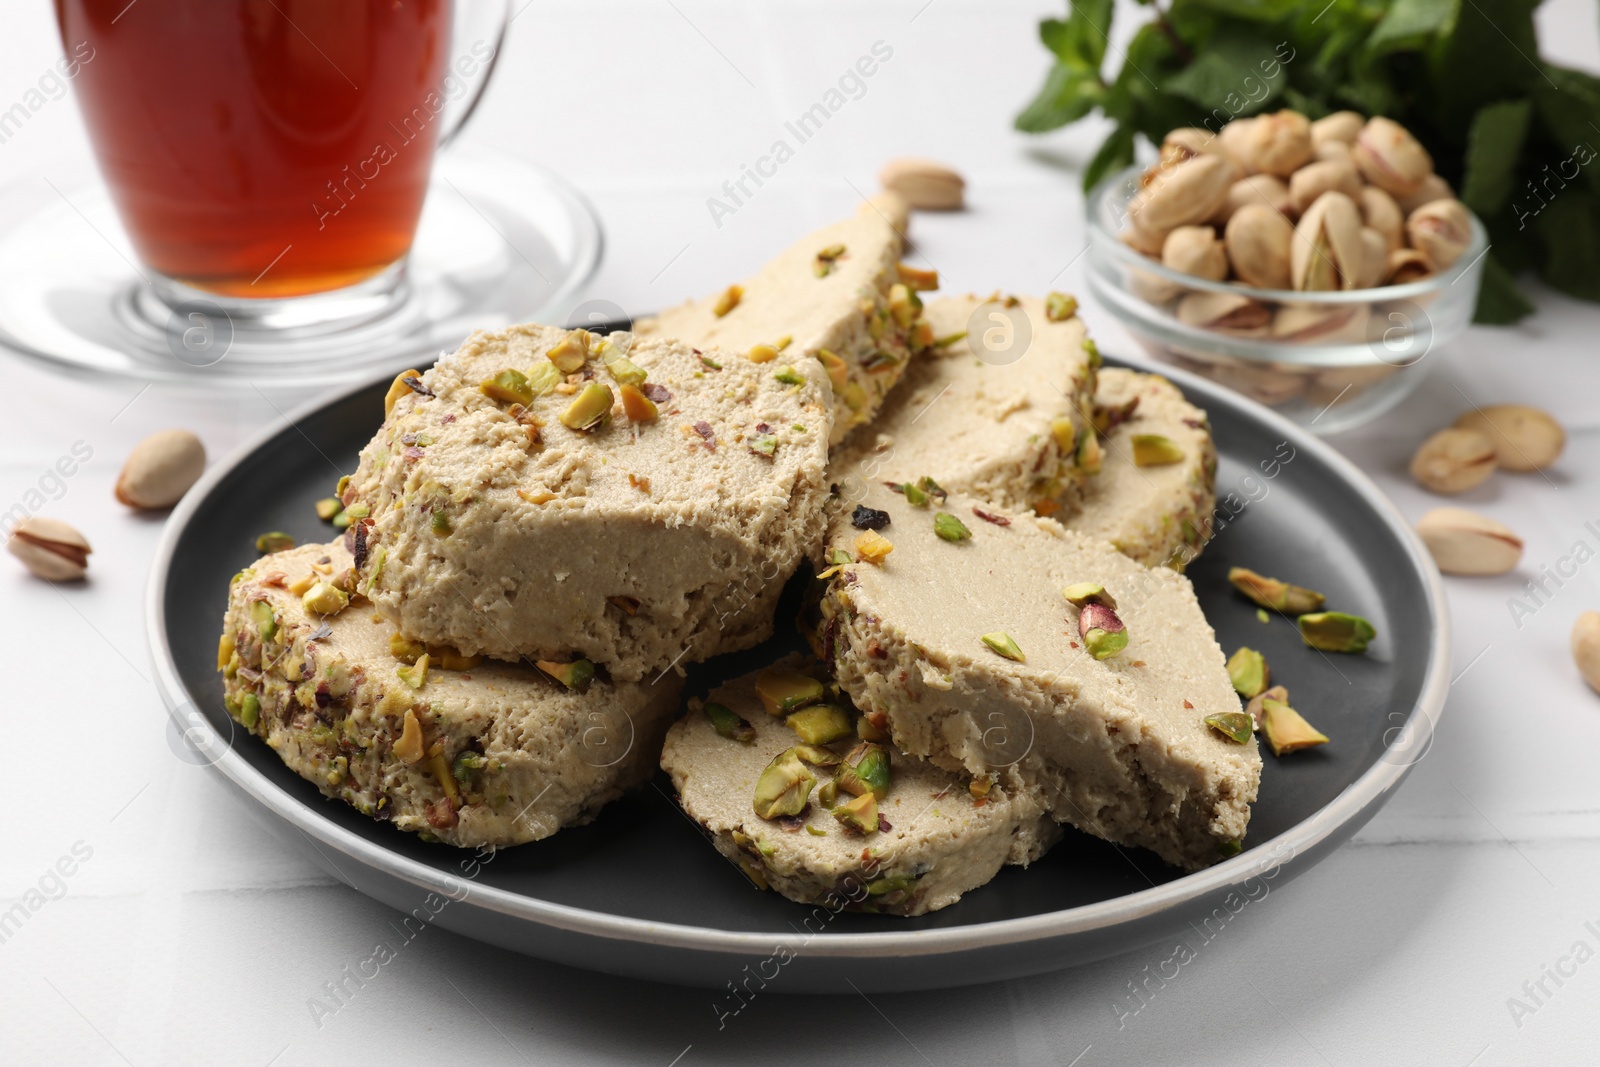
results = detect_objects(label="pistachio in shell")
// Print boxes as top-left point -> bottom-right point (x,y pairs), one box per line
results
1131,153 -> 1235,233
1223,174 -> 1295,222
1358,186 -> 1405,253
1224,203 -> 1294,289
1161,225 -> 1229,282
1310,110 -> 1363,147
1288,159 -> 1362,215
1231,110 -> 1314,178
1353,116 -> 1434,198
1406,199 -> 1473,272
1291,191 -> 1364,291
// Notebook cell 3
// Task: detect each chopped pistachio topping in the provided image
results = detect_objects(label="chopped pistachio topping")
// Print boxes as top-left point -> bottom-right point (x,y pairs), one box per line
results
816,349 -> 850,392
431,510 -> 452,536
394,709 -> 425,765
1077,429 -> 1104,475
1297,612 -> 1376,654
933,512 -> 972,542
787,743 -> 842,767
546,332 -> 590,372
452,751 -> 487,786
255,531 -> 295,554
832,792 -> 878,834
1132,434 -> 1185,467
314,497 -> 343,521
481,369 -> 535,405
1218,838 -> 1244,857
1257,608 -> 1271,624
747,432 -> 778,457
237,692 -> 260,729
867,874 -> 915,896
603,355 -> 648,387
816,779 -> 838,807
524,361 -> 563,396
1063,582 -> 1117,609
704,701 -> 756,742
981,631 -> 1024,662
1261,699 -> 1330,756
389,632 -> 427,663
774,366 -> 806,386
899,482 -> 929,507
774,334 -> 792,351
785,703 -> 853,745
1050,416 -> 1076,452
536,658 -> 596,693
1082,337 -> 1102,368
1226,647 -> 1269,698
384,369 -> 422,418
814,243 -> 847,277
753,752 -> 813,819
932,331 -> 967,348
836,742 -> 890,799
887,283 -> 921,328
806,824 -> 827,837
301,581 -> 349,616
1078,603 -> 1127,660
1204,711 -> 1255,744
854,530 -> 894,564
754,667 -> 825,716
897,263 -> 939,290
559,382 -> 614,432
396,652 -> 430,690
1044,291 -> 1079,321
344,503 -> 370,520
746,343 -> 779,363
618,383 -> 658,423
250,599 -> 277,642
1228,567 -> 1327,615
712,284 -> 743,317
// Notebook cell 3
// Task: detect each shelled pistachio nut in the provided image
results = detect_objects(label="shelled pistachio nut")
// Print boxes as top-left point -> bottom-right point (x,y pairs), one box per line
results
1131,154 -> 1235,233
6,516 -> 91,581
1354,116 -> 1433,198
1310,110 -> 1364,147
1288,159 -> 1362,214
1297,611 -> 1376,653
1406,199 -> 1472,271
1572,612 -> 1600,695
1228,566 -> 1325,614
115,429 -> 206,510
1162,225 -> 1228,282
1291,191 -> 1363,291
1452,404 -> 1564,472
1358,186 -> 1405,252
1410,427 -> 1497,494
1415,507 -> 1523,575
1225,204 -> 1294,289
1230,110 -> 1314,178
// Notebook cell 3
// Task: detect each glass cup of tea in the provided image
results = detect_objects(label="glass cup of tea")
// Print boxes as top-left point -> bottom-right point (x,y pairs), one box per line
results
50,0 -> 535,368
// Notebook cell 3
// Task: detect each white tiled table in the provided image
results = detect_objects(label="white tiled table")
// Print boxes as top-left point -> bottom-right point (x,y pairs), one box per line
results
4,2 -> 1599,1064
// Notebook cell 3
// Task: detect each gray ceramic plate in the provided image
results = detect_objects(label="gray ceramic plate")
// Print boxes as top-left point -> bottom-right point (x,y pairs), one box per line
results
146,352 -> 1449,993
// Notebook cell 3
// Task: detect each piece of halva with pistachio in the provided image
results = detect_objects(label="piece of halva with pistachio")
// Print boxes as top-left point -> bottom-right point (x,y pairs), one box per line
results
1059,368 -> 1218,570
342,323 -> 831,681
810,481 -> 1260,870
660,654 -> 1057,916
219,542 -> 682,847
828,293 -> 1100,515
636,196 -> 931,445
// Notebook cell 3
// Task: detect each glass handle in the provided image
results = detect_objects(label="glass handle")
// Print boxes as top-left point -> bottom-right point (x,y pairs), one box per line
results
439,0 -> 512,148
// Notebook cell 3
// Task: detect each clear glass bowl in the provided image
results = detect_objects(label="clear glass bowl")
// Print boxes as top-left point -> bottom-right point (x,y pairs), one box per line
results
1085,165 -> 1487,435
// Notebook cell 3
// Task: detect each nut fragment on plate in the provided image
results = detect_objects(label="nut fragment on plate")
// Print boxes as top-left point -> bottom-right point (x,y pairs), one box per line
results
878,157 -> 964,210
1415,507 -> 1522,576
6,516 -> 91,581
116,429 -> 206,510
1572,612 -> 1600,695
1452,404 -> 1564,472
1410,427 -> 1496,494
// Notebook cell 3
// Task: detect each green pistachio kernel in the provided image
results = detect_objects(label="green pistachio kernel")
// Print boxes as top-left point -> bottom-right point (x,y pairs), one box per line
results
536,658 -> 596,693
250,599 -> 277,642
832,791 -> 878,834
481,369 -> 534,405
981,631 -> 1024,662
237,692 -> 260,729
1297,612 -> 1376,654
255,531 -> 295,554
704,701 -> 756,742
774,366 -> 806,386
835,742 -> 891,799
1226,647 -> 1269,698
934,512 -> 971,542
314,497 -> 343,521
753,752 -> 814,820
785,703 -> 853,745
1204,710 -> 1255,744
754,667 -> 825,716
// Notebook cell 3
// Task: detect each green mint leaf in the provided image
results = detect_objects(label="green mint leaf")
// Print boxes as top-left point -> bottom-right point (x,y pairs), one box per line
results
1534,192 -> 1600,301
1082,124 -> 1136,194
1461,99 -> 1532,215
1015,62 -> 1104,132
1162,30 -> 1289,116
1472,253 -> 1536,325
1366,0 -> 1459,56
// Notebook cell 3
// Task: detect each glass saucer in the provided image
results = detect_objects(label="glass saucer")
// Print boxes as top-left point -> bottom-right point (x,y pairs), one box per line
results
0,145 -> 602,389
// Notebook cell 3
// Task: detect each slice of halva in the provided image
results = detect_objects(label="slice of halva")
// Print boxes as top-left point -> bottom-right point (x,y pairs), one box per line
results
343,323 -> 831,681
829,293 -> 1100,514
1061,368 -> 1218,570
813,481 -> 1259,870
636,197 -> 930,445
219,542 -> 682,848
660,654 -> 1056,915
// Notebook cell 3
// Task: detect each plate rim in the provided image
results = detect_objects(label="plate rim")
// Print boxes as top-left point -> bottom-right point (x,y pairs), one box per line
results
145,348 -> 1451,960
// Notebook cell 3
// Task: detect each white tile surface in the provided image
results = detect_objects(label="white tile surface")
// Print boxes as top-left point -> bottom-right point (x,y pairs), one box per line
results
3,1 -> 1599,1063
